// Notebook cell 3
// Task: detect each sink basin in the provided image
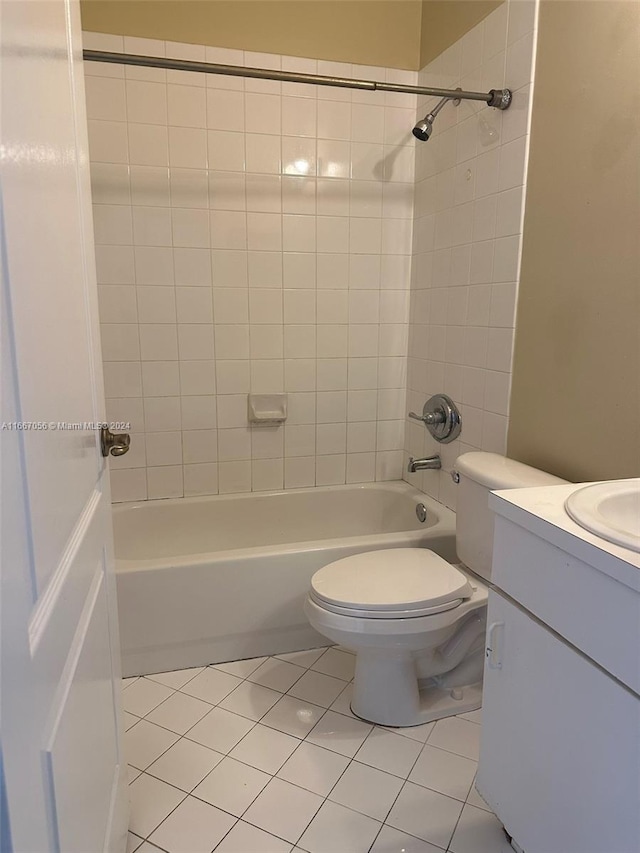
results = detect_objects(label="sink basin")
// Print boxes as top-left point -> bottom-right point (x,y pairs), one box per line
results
565,479 -> 640,552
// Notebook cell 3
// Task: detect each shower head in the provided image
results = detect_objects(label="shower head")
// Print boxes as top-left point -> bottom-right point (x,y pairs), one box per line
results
412,96 -> 450,142
412,115 -> 436,141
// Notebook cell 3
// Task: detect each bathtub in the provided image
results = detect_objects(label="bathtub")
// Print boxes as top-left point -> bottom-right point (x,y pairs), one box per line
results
113,481 -> 456,676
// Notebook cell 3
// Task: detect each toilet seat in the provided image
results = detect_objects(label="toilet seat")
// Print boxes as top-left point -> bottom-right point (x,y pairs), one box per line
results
310,548 -> 473,620
307,593 -> 466,619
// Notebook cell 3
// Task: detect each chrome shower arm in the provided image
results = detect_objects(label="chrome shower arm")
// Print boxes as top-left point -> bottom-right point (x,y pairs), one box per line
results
426,97 -> 449,120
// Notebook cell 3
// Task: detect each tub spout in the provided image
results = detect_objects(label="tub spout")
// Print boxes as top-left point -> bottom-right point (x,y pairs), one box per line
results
408,455 -> 441,473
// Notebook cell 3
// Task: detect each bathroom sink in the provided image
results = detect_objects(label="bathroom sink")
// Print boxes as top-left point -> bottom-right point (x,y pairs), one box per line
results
565,479 -> 640,552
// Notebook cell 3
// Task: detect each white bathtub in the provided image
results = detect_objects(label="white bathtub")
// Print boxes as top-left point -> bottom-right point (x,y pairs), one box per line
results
114,482 -> 456,676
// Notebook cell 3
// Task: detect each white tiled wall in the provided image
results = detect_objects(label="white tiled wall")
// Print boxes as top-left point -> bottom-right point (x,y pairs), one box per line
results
85,33 -> 416,501
403,0 -> 538,509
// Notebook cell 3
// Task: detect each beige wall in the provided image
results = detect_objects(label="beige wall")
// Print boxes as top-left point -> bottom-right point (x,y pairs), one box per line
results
419,0 -> 502,67
80,0 -> 504,71
508,1 -> 640,481
80,0 -> 423,70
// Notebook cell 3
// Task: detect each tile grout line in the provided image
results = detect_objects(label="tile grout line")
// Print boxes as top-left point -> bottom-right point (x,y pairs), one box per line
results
126,648 -> 345,841
129,649 -> 454,762
128,654 -> 346,844
126,650 -> 484,852
362,735 -> 438,853
127,663 -> 272,840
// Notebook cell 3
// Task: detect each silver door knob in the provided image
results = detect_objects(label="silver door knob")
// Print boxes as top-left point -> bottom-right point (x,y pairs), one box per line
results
100,426 -> 131,457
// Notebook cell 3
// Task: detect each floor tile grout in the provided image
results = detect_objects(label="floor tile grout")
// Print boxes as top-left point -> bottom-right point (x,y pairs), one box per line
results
125,649 -> 493,853
127,650 -> 342,843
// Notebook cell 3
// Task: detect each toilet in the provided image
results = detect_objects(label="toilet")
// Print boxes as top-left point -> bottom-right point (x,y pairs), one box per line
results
304,452 -> 566,727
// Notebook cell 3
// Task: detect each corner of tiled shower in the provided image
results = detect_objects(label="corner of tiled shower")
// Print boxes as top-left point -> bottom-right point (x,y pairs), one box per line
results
86,0 -> 538,513
403,0 -> 538,511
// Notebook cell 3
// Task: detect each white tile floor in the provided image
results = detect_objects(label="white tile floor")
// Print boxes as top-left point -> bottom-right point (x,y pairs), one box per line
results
124,647 -> 513,853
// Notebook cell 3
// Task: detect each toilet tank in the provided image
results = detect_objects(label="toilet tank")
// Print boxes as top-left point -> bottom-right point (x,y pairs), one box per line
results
455,452 -> 567,581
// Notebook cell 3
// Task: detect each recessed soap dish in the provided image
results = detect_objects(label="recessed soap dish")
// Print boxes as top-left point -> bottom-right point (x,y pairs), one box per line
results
248,393 -> 287,425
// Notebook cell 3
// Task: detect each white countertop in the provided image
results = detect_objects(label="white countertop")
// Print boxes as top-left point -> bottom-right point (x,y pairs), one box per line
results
489,482 -> 640,592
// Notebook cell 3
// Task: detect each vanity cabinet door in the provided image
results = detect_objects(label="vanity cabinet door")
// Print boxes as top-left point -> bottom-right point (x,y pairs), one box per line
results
477,590 -> 640,853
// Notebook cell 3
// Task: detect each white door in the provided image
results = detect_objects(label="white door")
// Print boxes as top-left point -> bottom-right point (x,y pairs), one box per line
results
0,1 -> 128,851
478,590 -> 640,853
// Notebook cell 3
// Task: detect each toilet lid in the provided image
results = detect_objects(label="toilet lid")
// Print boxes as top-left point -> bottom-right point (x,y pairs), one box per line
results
310,548 -> 473,615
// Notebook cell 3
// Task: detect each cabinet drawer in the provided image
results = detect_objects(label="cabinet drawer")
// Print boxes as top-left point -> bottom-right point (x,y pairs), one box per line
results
492,516 -> 640,694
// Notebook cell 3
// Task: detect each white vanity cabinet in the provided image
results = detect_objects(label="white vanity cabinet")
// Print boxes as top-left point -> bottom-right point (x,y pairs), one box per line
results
479,589 -> 639,853
477,484 -> 640,853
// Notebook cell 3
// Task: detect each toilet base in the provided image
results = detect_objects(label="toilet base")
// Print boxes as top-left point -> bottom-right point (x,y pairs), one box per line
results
351,648 -> 482,728
304,585 -> 488,728
351,681 -> 482,728
416,680 -> 482,725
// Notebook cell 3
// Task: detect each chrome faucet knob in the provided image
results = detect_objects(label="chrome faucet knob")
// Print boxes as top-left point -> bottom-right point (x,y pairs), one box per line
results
408,410 -> 445,425
406,394 -> 461,444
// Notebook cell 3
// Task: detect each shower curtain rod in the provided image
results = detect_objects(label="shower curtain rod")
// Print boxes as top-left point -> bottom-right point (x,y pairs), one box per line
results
82,50 -> 512,110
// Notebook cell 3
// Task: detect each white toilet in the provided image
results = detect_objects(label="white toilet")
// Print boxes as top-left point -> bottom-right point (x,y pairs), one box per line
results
304,452 -> 566,727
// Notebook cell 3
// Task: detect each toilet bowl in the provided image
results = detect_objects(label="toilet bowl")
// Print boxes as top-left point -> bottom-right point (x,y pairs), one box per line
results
304,548 -> 488,726
304,452 -> 567,727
